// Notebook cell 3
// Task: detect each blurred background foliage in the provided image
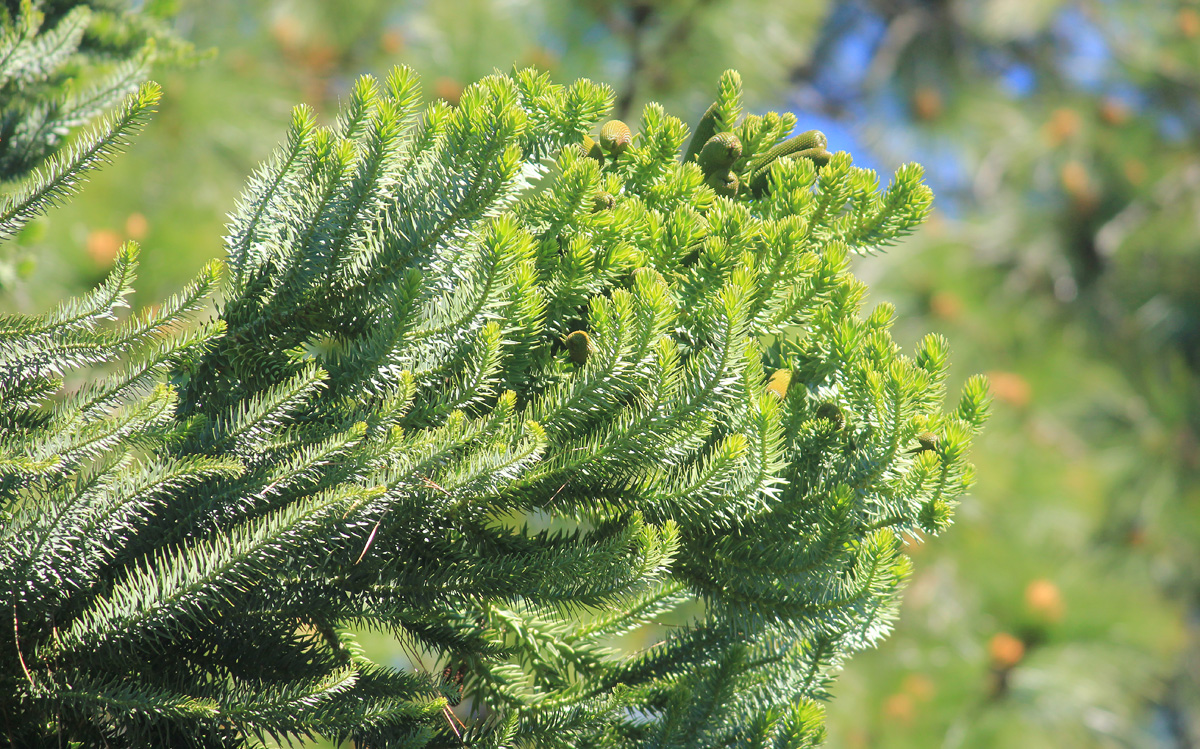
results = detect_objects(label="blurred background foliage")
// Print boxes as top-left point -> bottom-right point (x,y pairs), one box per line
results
4,0 -> 1199,746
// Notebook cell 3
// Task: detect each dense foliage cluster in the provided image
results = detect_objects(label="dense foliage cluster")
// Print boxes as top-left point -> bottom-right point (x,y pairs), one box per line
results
0,10 -> 985,744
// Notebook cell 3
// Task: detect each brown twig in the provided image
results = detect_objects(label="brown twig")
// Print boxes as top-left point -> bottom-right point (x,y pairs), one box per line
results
422,477 -> 450,494
354,517 -> 383,565
13,603 -> 33,686
442,703 -> 468,745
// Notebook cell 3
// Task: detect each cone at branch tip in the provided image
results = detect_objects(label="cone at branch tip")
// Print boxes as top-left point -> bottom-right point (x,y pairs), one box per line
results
697,132 -> 742,176
563,330 -> 596,366
748,129 -> 828,173
592,191 -> 615,212
906,431 -> 938,454
815,402 -> 844,430
599,120 -> 632,157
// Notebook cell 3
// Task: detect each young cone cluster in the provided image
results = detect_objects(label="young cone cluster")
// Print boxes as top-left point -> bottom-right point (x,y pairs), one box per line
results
1,63 -> 987,748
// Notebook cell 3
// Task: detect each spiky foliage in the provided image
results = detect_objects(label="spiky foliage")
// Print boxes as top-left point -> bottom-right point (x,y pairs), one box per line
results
1,67 -> 987,747
0,0 -> 186,185
0,0 -> 189,293
0,79 -> 160,240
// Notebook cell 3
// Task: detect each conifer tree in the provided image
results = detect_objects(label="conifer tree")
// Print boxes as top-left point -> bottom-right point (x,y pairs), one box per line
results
1,61 -> 987,748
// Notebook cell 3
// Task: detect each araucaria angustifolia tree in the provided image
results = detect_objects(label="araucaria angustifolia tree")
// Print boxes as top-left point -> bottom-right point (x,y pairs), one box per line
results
1,45 -> 989,748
